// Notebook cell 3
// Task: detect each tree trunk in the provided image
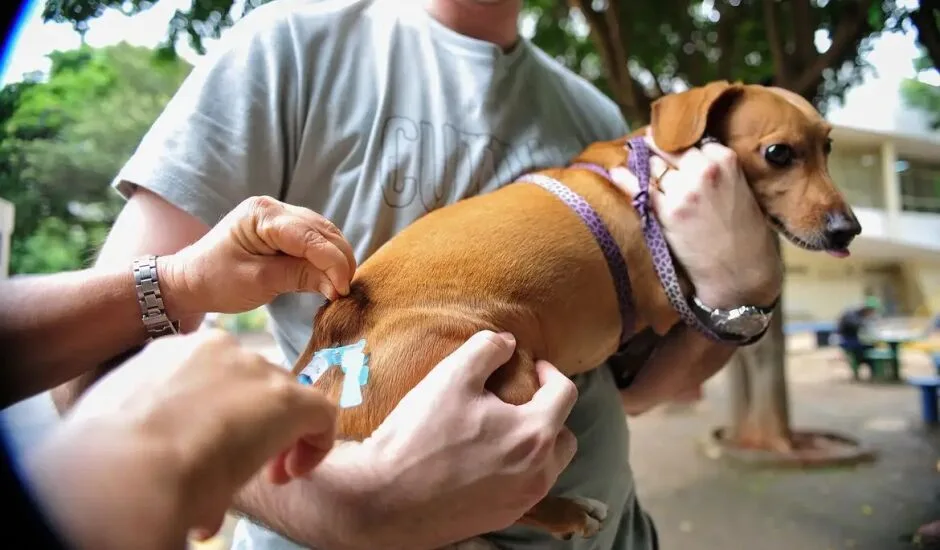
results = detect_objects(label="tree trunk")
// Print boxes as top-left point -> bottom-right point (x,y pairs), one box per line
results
726,239 -> 793,452
911,0 -> 940,71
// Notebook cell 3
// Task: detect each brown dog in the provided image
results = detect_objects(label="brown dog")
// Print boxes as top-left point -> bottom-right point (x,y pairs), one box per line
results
292,80 -> 861,540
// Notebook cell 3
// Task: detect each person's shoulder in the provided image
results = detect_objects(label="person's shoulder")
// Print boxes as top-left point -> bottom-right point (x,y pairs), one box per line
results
234,0 -> 369,29
207,0 -> 373,56
524,44 -> 629,138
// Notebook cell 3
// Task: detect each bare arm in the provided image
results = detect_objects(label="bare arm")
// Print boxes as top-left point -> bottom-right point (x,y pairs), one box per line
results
618,323 -> 734,416
230,443 -> 378,550
24,189 -> 210,411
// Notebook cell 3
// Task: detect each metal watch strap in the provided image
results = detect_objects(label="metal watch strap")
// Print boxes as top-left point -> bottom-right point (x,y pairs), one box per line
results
133,255 -> 179,340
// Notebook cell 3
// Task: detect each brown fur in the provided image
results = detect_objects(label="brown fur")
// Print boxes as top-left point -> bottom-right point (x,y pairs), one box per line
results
292,81 -> 860,540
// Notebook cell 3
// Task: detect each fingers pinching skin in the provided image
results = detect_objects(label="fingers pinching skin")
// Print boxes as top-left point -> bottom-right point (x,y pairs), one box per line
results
435,331 -> 517,388
284,203 -> 358,275
245,197 -> 354,298
526,360 -> 578,429
267,215 -> 353,296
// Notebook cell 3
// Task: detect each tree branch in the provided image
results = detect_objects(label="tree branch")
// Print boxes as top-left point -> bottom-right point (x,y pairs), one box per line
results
715,0 -> 741,80
568,0 -> 650,124
911,0 -> 940,71
790,0 -> 816,67
762,0 -> 789,84
792,0 -> 876,98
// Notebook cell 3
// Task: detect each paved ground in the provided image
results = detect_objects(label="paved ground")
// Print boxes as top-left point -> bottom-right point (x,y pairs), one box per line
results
5,332 -> 940,549
631,342 -> 940,550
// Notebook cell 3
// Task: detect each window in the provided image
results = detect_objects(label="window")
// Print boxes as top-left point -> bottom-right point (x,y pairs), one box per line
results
828,148 -> 884,208
898,158 -> 940,214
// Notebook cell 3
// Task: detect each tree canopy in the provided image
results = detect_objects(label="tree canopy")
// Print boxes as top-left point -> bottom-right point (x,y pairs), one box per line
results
901,52 -> 940,129
0,42 -> 191,274
41,0 -> 940,126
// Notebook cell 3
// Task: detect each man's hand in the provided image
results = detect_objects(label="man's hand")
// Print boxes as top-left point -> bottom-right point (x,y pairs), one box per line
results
234,331 -> 580,550
362,331 -> 579,544
609,134 -> 782,415
611,134 -> 782,309
27,329 -> 338,550
160,195 -> 358,319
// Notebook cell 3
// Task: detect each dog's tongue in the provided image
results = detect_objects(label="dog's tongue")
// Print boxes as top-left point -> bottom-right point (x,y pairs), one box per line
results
826,249 -> 850,258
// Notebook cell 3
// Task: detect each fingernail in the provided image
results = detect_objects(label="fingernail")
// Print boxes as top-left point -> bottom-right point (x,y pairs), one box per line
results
318,283 -> 335,301
498,332 -> 516,345
191,528 -> 213,541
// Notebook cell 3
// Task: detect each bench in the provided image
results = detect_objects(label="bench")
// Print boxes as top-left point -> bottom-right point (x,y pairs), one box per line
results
842,346 -> 896,380
785,321 -> 836,347
865,348 -> 899,380
908,375 -> 940,425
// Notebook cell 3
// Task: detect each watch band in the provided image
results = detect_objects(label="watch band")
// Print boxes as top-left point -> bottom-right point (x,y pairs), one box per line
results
133,255 -> 180,340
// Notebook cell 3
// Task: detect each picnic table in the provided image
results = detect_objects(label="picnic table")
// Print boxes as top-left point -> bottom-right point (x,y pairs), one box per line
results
864,322 -> 928,381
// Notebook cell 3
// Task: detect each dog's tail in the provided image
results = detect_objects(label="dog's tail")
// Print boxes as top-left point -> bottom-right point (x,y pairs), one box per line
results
291,280 -> 372,375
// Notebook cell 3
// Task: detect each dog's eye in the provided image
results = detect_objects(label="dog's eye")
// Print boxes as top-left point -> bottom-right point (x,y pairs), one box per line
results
823,139 -> 833,155
764,144 -> 795,167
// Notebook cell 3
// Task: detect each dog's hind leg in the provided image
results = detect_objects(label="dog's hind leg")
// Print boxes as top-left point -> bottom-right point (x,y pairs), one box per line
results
485,349 -> 609,540
518,496 -> 609,540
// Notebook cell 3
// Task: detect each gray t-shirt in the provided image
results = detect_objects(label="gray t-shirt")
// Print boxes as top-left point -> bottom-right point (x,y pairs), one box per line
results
113,0 -> 656,549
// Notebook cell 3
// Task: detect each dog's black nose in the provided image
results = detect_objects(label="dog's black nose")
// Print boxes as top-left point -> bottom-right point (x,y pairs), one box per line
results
824,211 -> 862,249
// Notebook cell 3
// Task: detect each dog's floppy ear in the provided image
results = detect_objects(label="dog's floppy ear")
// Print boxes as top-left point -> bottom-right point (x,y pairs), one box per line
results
650,80 -> 743,153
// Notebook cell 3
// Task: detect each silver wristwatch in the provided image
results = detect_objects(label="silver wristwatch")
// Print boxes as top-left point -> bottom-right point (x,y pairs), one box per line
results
133,255 -> 180,340
689,295 -> 778,345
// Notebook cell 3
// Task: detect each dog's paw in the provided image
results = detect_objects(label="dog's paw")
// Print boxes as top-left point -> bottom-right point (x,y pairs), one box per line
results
552,497 -> 608,540
572,497 -> 608,538
437,537 -> 500,550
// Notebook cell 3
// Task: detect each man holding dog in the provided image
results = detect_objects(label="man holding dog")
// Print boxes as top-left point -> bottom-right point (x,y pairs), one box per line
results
28,0 -> 781,549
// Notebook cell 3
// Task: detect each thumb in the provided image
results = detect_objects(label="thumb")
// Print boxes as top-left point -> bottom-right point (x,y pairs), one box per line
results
609,166 -> 640,197
265,255 -> 338,301
432,330 -> 517,389
262,387 -> 338,484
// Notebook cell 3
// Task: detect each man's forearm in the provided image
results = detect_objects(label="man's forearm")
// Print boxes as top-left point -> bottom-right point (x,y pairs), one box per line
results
231,444 -> 378,550
0,261 -> 202,408
230,441 -> 463,550
620,323 -> 734,415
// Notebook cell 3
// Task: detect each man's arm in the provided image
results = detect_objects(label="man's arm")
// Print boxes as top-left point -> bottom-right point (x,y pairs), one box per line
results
0,191 -> 207,410
43,2 -> 307,411
25,190 -> 210,411
619,323 -> 734,416
230,443 -> 377,550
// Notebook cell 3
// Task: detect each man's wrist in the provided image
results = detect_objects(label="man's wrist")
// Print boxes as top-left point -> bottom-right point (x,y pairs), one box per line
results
693,269 -> 781,310
232,442 -> 384,550
153,254 -> 197,322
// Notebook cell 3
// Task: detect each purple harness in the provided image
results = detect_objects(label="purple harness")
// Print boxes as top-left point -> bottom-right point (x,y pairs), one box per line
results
517,136 -> 723,343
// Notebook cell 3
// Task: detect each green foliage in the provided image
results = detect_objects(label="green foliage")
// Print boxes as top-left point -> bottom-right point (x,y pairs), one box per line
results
218,308 -> 270,334
901,52 -> 940,129
522,0 -> 902,125
43,0 -> 268,55
44,0 -> 923,126
0,42 -> 191,274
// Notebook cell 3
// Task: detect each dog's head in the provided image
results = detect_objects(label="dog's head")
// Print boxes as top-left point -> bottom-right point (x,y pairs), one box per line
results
649,80 -> 861,256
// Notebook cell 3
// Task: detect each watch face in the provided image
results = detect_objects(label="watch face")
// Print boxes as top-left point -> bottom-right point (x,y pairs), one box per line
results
721,312 -> 769,336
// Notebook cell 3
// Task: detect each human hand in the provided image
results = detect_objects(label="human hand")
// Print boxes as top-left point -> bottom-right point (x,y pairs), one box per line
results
160,196 -> 357,318
610,134 -> 782,309
355,331 -> 579,548
26,329 -> 337,550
